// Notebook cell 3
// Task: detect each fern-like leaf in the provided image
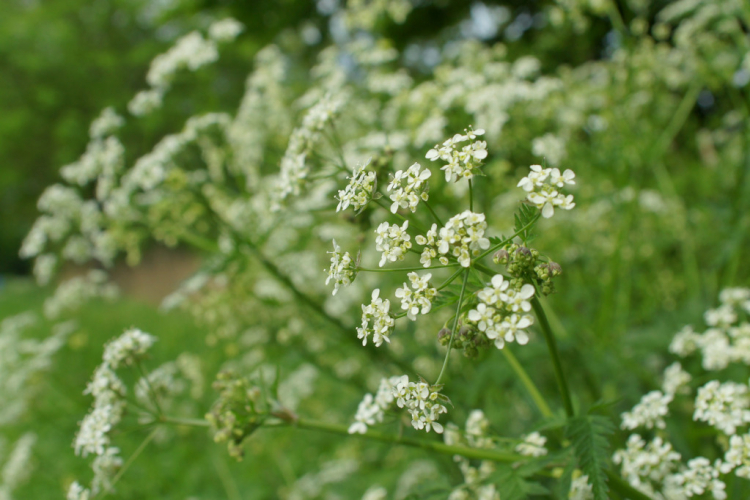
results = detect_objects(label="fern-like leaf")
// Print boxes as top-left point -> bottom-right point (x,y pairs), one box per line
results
565,414 -> 615,500
513,204 -> 539,243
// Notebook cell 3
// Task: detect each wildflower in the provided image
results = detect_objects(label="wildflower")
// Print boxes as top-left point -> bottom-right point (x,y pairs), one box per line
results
102,328 -> 157,369
693,380 -> 750,435
431,210 -> 490,267
613,435 -> 681,489
387,162 -> 431,213
337,160 -> 377,213
415,223 -> 439,267
515,432 -> 548,457
662,362 -> 691,396
500,284 -> 535,313
669,325 -> 700,357
393,375 -> 448,433
325,239 -> 358,295
357,289 -> 395,347
67,482 -> 91,500
497,314 -> 533,347
671,457 -> 726,499
395,272 -> 437,320
620,390 -> 673,430
568,475 -> 593,500
74,404 -> 121,457
375,220 -> 411,267
348,376 -> 402,434
518,165 -> 576,218
208,18 -> 244,43
477,275 -> 509,305
426,128 -> 487,182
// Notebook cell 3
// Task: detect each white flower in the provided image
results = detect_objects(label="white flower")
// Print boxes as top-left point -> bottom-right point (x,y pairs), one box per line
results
569,475 -> 593,500
67,482 -> 91,500
477,274 -> 509,305
347,376 -> 402,434
613,435 -> 681,489
693,380 -> 750,435
74,404 -> 121,457
662,362 -> 691,396
434,210 -> 490,268
498,314 -> 533,346
325,239 -> 357,295
500,284 -> 535,312
387,162 -> 431,213
375,220 -> 412,267
671,457 -> 726,499
515,432 -> 548,457
395,272 -> 437,320
337,160 -> 377,213
426,127 -> 487,182
621,390 -> 673,430
102,328 -> 157,369
357,289 -> 395,347
392,375 -> 448,434
208,18 -> 244,43
518,164 -> 576,218
670,325 -> 700,357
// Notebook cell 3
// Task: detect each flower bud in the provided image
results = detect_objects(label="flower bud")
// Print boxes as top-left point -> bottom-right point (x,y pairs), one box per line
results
515,246 -> 531,257
438,327 -> 451,345
493,249 -> 509,264
548,261 -> 562,276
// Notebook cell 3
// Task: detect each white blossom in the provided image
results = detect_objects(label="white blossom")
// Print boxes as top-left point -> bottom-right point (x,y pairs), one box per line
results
337,160 -> 377,213
621,390 -> 673,430
393,375 -> 448,433
693,380 -> 750,435
102,328 -> 157,369
357,289 -> 395,347
387,162 -> 431,213
518,164 -> 576,218
325,239 -> 357,295
395,272 -> 436,320
515,432 -> 548,457
375,220 -> 411,267
426,127 -> 487,183
208,18 -> 244,43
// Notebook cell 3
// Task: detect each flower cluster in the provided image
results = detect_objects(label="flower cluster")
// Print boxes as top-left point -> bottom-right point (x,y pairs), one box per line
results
357,289 -> 395,347
71,328 -> 157,496
426,128 -> 487,183
325,239 -> 358,295
387,162 -> 431,213
417,211 -> 489,268
394,375 -> 448,433
336,160 -> 377,213
275,93 -> 346,203
517,164 -> 576,218
395,272 -> 436,321
493,243 -> 562,296
613,435 -> 681,494
466,275 -> 535,350
620,390 -> 673,430
722,433 -> 750,478
444,410 -> 499,500
375,220 -> 411,267
693,380 -> 750,435
348,376 -> 401,434
515,432 -> 548,457
670,287 -> 750,371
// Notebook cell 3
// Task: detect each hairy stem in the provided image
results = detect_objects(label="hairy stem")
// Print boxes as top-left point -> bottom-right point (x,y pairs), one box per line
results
531,297 -> 574,417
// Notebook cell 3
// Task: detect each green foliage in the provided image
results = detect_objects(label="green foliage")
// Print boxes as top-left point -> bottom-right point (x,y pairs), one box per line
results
565,410 -> 616,500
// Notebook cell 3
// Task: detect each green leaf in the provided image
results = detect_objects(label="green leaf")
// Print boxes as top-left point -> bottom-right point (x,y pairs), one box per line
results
513,203 -> 539,243
490,465 -> 550,500
565,413 -> 615,500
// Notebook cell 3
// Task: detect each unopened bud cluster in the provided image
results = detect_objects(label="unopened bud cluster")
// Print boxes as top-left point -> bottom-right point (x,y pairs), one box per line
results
206,371 -> 271,461
438,323 -> 491,359
494,243 -> 561,296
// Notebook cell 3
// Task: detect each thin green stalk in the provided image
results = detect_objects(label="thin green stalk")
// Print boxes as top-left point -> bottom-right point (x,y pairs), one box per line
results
423,199 -> 443,226
468,179 -> 474,212
160,415 -> 211,427
501,348 -> 553,418
107,427 -> 159,492
135,361 -> 163,417
436,267 -> 465,292
358,263 -> 459,273
435,270 -> 470,385
531,297 -> 574,417
292,418 -> 524,463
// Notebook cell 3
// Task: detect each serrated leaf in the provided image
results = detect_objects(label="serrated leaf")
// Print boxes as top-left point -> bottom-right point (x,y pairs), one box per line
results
490,466 -> 549,500
489,235 -> 507,246
565,414 -> 615,500
557,454 -> 576,500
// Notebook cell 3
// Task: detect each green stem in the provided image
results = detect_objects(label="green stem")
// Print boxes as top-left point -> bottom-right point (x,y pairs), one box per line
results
435,270 -> 470,385
160,415 -> 211,427
107,427 -> 159,493
423,199 -> 443,226
531,297 -> 574,417
501,348 -> 553,418
358,263 -> 459,273
468,179 -> 474,212
436,268 -> 465,292
292,418 -> 524,463
135,361 -> 163,417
